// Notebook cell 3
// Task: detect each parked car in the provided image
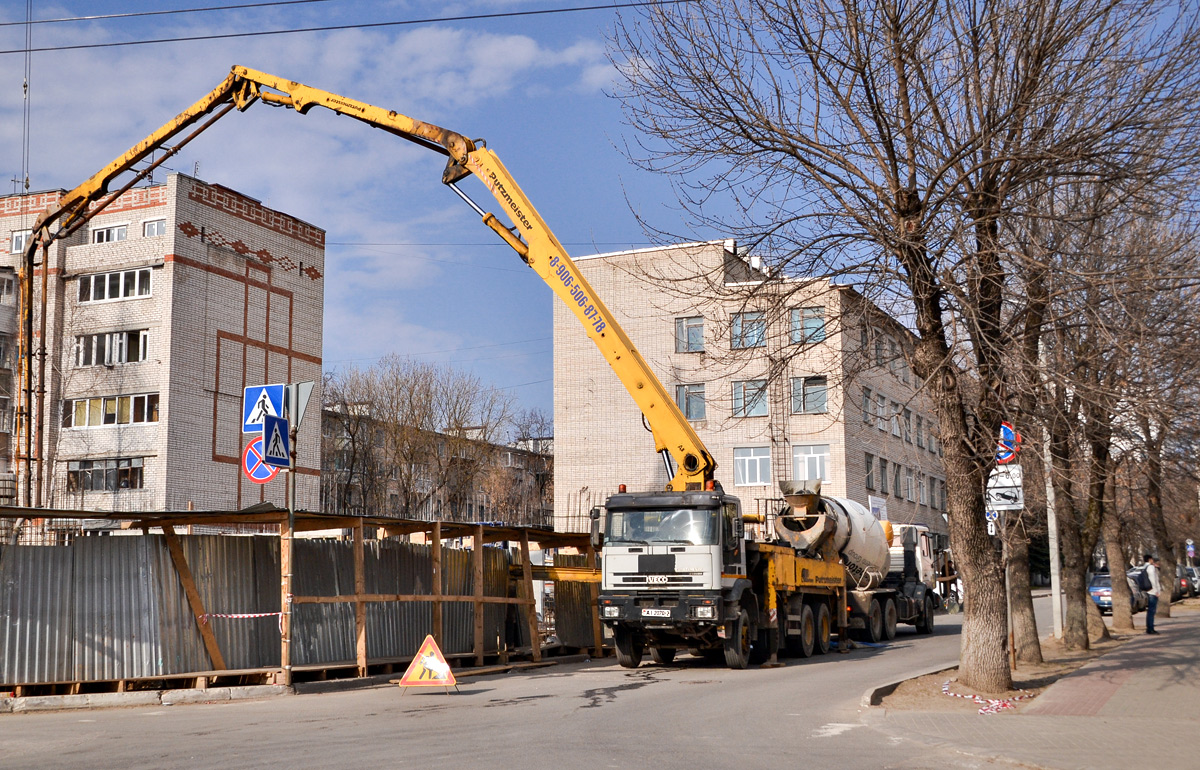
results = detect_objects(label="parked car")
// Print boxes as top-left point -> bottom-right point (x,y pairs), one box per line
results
1089,572 -> 1143,615
1176,564 -> 1197,598
1187,567 -> 1200,596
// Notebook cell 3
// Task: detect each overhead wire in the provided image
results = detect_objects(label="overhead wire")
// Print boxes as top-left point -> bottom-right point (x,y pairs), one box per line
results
0,0 -> 333,27
0,0 -> 699,55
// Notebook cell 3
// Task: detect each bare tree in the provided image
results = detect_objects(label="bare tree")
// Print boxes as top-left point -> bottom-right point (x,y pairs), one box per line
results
612,0 -> 1200,690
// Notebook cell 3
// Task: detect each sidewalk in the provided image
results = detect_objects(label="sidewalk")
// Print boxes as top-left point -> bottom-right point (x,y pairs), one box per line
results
864,608 -> 1200,769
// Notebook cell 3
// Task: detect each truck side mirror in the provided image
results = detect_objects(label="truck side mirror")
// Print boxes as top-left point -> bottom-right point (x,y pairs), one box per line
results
732,516 -> 745,542
589,507 -> 603,550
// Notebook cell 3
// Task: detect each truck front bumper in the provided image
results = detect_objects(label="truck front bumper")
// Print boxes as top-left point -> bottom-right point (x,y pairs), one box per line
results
598,591 -> 723,629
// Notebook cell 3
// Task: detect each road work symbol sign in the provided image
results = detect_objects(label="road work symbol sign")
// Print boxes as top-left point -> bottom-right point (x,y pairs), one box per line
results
243,384 -> 285,433
395,635 -> 458,692
261,415 -> 291,469
242,437 -> 279,484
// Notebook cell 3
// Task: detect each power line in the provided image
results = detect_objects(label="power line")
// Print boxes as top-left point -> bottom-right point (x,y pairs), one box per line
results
0,0 -> 332,27
328,241 -> 652,247
0,1 -> 697,55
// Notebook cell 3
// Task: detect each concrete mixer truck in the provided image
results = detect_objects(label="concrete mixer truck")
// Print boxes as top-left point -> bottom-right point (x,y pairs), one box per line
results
595,480 -> 939,668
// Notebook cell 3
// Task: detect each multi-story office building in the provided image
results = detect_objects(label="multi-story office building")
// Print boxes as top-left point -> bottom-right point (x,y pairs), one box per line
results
0,173 -> 324,516
552,240 -> 946,534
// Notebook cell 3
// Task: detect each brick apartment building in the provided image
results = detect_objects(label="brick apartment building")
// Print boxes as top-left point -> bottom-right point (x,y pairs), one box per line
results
0,173 -> 323,518
552,240 -> 947,534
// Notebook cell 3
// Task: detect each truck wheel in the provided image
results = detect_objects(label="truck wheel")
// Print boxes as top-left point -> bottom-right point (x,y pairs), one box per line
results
915,595 -> 935,635
649,647 -> 676,665
864,599 -> 884,643
724,609 -> 752,669
787,604 -> 816,658
814,602 -> 832,655
614,628 -> 644,668
883,598 -> 898,641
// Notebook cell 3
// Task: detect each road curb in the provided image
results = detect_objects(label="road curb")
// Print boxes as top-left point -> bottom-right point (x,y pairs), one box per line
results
3,684 -> 294,714
859,663 -> 959,708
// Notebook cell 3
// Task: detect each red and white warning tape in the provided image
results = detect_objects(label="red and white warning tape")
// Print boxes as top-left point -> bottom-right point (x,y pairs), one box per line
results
942,680 -> 1033,715
199,612 -> 284,634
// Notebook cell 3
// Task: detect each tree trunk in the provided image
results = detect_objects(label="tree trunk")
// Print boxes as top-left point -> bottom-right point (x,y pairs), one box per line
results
1101,474 -> 1134,632
1050,407 -> 1090,650
1006,514 -> 1043,663
1144,423 -> 1175,618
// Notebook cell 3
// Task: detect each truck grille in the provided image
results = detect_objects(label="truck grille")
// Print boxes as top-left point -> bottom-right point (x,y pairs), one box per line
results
619,574 -> 701,585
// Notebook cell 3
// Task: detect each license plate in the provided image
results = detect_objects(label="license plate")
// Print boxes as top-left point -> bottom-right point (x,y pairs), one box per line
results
641,608 -> 671,618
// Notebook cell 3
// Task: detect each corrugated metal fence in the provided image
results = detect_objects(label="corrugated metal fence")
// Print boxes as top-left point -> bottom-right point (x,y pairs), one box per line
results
0,535 -> 521,686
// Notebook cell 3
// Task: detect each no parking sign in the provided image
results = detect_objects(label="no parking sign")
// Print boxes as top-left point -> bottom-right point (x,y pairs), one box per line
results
242,437 -> 279,484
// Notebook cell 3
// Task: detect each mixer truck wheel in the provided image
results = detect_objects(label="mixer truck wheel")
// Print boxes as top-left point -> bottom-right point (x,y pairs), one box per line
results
883,598 -> 898,641
650,646 -> 676,665
915,595 -> 935,635
614,628 -> 644,668
724,609 -> 752,669
814,602 -> 832,655
865,599 -> 884,644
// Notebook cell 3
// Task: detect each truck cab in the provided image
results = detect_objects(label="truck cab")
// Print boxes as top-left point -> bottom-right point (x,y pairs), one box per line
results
597,489 -> 753,667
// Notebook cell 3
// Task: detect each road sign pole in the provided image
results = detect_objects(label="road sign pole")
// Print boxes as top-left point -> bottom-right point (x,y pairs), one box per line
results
281,385 -> 298,687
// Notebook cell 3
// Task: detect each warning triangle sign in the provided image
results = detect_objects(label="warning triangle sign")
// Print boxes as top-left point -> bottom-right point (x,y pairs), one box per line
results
397,635 -> 457,687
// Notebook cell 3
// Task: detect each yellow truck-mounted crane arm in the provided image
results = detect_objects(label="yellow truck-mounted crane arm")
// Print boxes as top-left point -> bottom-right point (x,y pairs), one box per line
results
23,65 -> 715,491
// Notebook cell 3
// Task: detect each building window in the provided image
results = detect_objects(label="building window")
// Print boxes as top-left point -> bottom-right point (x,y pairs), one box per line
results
731,311 -> 766,349
78,268 -> 151,303
91,224 -> 128,244
74,330 -> 148,367
67,457 -> 144,492
0,275 -> 13,305
893,463 -> 903,498
865,453 -> 876,490
888,338 -> 899,374
143,219 -> 167,237
792,444 -> 829,482
902,409 -> 913,443
928,424 -> 939,454
10,230 -> 30,254
63,393 -> 159,428
733,446 -> 771,486
905,467 -> 915,501
675,383 -> 706,421
916,416 -> 925,449
918,473 -> 928,505
732,379 -> 768,417
791,376 -> 828,414
791,307 -> 826,344
890,403 -> 901,437
874,334 -> 885,367
878,458 -> 889,496
675,316 -> 705,353
862,387 -> 873,423
875,394 -> 887,431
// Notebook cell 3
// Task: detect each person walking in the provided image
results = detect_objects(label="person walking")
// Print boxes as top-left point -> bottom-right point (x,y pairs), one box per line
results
1144,555 -> 1161,634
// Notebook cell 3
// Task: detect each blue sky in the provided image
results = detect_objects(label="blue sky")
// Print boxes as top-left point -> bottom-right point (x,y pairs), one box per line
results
0,1 -> 696,419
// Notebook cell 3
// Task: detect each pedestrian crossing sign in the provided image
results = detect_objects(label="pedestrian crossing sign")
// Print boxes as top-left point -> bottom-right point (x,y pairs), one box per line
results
243,384 -> 285,433
261,414 -> 291,468
396,635 -> 458,691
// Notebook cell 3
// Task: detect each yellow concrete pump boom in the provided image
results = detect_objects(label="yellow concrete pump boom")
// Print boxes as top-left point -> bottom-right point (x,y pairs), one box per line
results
21,65 -> 716,491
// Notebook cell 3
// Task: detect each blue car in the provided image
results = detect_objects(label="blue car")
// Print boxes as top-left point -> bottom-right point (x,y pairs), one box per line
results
1089,573 -> 1142,615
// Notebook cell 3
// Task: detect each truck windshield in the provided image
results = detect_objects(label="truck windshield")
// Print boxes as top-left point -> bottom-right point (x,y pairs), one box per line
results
605,508 -> 719,545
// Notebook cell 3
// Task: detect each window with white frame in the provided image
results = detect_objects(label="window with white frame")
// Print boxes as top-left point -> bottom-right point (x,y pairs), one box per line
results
875,393 -> 887,431
733,446 -> 771,486
928,425 -> 939,454
890,403 -> 901,436
865,453 -> 876,490
62,393 -> 159,428
0,275 -> 13,305
893,463 -> 902,497
731,311 -> 766,349
874,334 -> 885,366
902,408 -> 913,442
862,387 -> 873,423
792,444 -> 829,482
791,376 -> 827,414
732,379 -> 768,417
143,219 -> 167,237
918,473 -> 928,505
905,467 -> 915,501
67,457 -> 144,492
675,383 -> 706,421
791,307 -> 826,344
916,415 -> 925,448
10,230 -> 30,254
675,315 -> 704,353
878,457 -> 889,496
74,330 -> 148,367
91,224 -> 128,244
78,268 -> 151,302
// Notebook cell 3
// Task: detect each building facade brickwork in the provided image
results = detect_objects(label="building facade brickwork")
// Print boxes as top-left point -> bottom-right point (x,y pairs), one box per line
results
552,240 -> 946,534
0,173 -> 324,514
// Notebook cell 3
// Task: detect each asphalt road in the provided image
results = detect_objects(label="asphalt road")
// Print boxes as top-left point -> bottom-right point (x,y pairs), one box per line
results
1,610 -> 1024,770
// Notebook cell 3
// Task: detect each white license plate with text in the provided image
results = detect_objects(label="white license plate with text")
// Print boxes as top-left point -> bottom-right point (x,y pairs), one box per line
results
641,608 -> 672,618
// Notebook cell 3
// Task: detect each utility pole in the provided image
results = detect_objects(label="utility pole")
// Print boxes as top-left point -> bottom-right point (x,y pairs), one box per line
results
1044,424 -> 1063,639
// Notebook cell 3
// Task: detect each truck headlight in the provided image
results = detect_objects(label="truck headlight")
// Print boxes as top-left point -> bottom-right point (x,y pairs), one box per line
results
693,606 -> 715,619
602,606 -> 620,618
